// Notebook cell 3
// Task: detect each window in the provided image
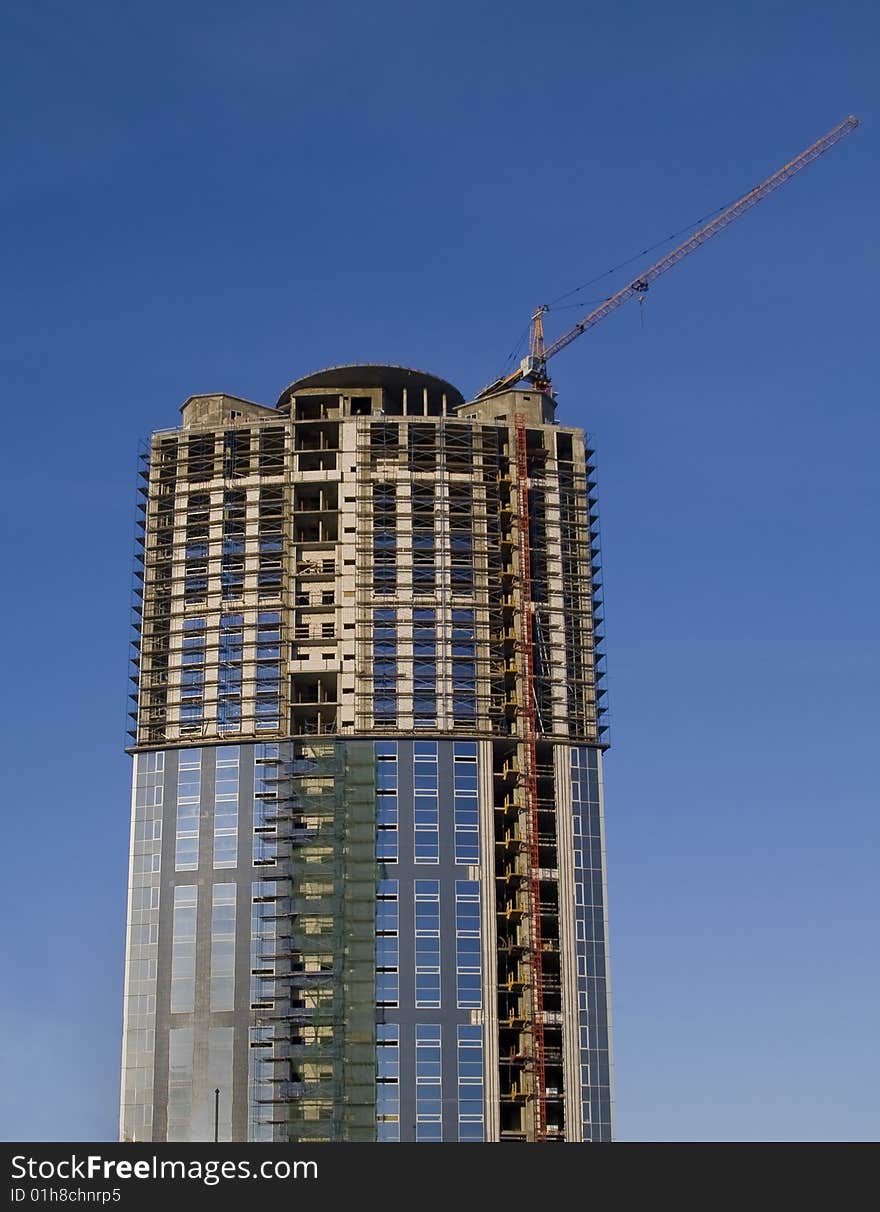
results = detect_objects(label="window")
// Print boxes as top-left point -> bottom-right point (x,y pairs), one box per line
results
174,752 -> 201,870
170,886 -> 197,1012
248,1025 -> 275,1142
373,609 -> 397,725
408,424 -> 436,472
413,741 -> 439,863
258,427 -> 285,475
415,880 -> 441,1008
220,490 -> 246,600
452,609 -> 477,723
412,610 -> 436,726
258,485 -> 283,601
210,885 -> 236,1011
449,482 -> 474,595
375,742 -> 398,862
218,615 -> 243,734
204,1027 -> 233,1139
455,881 -> 482,1009
376,879 -> 399,1008
213,748 -> 239,868
167,1028 -> 194,1141
181,619 -> 206,663
457,1025 -> 485,1141
253,743 -> 279,837
375,970 -> 399,1007
570,746 -> 612,1141
179,620 -> 206,730
416,1025 -> 442,1141
255,613 -> 281,730
376,1024 -> 400,1142
412,483 -> 435,594
373,482 -> 397,595
454,742 -> 479,864
250,883 -> 276,1009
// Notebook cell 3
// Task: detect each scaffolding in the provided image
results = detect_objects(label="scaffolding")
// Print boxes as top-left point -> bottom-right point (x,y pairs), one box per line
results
513,414 -> 548,1140
130,405 -> 606,754
351,414 -> 606,745
248,740 -> 376,1141
489,417 -> 572,1141
130,419 -> 297,749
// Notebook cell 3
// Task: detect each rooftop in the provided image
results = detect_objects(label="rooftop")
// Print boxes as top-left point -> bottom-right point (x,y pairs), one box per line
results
275,363 -> 465,411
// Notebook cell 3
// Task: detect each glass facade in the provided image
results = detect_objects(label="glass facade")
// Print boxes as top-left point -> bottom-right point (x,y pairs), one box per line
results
205,1028 -> 234,1141
453,741 -> 479,863
376,879 -> 399,1008
457,1025 -> 485,1141
170,885 -> 197,1013
213,747 -> 239,868
368,738 -> 487,1142
415,1025 -> 443,1141
376,742 -> 398,862
455,881 -> 482,1009
413,740 -> 439,862
376,1024 -> 400,1141
210,884 -> 236,1012
414,880 -> 442,1009
251,881 -> 276,1009
122,672 -> 610,1145
166,1027 -> 194,1142
248,1026 -> 274,1142
571,746 -> 613,1141
174,751 -> 200,871
119,751 -> 163,1141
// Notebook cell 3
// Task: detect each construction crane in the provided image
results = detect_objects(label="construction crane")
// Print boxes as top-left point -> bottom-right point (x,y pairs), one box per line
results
489,115 -> 858,1140
475,114 -> 859,402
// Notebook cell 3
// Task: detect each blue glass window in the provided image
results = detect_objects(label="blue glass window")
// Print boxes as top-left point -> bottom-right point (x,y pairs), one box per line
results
416,1025 -> 443,1141
413,741 -> 439,864
213,747 -> 239,867
376,1023 -> 400,1142
455,881 -> 482,1009
415,880 -> 441,1008
457,1023 -> 484,1141
453,742 -> 480,864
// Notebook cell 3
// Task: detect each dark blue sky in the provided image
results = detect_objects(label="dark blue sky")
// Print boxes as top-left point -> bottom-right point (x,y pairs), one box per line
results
1,1 -> 877,1142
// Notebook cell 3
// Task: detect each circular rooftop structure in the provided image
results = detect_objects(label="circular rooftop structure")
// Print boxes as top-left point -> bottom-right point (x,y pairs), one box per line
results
275,363 -> 465,411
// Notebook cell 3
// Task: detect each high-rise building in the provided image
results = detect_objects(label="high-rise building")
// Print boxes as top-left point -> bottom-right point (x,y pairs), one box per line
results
119,364 -> 612,1143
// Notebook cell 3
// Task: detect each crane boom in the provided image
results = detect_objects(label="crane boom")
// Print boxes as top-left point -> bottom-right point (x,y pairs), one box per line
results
474,114 -> 859,401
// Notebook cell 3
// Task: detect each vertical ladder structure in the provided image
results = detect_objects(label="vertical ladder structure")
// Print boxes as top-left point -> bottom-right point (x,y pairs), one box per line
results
514,414 -> 548,1141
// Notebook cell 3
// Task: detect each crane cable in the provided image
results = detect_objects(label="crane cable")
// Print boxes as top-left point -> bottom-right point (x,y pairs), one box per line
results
499,195 -> 740,375
545,195 -> 741,310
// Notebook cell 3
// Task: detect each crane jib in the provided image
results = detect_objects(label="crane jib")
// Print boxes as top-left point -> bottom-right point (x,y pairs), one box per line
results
474,115 -> 858,401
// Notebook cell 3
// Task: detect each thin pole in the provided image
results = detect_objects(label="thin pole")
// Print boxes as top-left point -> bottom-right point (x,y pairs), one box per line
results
214,1088 -> 220,1143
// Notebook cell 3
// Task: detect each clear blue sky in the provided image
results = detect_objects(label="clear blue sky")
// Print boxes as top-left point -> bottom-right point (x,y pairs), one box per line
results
0,1 -> 876,1143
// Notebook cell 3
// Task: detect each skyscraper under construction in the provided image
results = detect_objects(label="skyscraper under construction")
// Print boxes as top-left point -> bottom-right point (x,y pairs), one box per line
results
119,364 -> 612,1143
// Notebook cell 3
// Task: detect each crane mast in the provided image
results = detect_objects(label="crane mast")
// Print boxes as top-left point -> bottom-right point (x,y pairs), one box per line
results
475,114 -> 859,401
483,112 -> 857,1143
